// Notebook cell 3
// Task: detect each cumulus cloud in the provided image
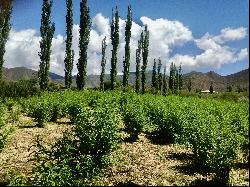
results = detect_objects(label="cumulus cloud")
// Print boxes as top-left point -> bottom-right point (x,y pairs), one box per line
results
170,27 -> 248,72
4,13 -> 248,76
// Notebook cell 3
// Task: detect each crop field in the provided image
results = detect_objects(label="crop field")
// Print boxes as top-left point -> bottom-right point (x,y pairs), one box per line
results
0,90 -> 249,186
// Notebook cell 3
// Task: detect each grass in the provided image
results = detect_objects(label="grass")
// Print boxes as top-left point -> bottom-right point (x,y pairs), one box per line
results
0,107 -> 249,186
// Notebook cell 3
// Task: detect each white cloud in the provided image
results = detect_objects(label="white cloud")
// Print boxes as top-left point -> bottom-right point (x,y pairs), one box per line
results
213,27 -> 248,44
170,27 -> 248,71
4,14 -> 248,77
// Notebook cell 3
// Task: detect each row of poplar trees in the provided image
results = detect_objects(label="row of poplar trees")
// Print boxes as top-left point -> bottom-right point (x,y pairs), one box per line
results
39,0 -> 152,93
0,0 -> 182,95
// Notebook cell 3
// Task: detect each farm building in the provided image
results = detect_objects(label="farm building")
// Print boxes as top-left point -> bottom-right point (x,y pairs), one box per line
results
201,90 -> 218,94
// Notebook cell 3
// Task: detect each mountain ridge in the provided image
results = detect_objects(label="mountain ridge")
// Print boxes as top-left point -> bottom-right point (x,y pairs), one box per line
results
2,66 -> 249,91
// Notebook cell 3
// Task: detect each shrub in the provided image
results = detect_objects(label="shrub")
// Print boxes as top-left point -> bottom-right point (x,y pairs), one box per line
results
120,95 -> 149,140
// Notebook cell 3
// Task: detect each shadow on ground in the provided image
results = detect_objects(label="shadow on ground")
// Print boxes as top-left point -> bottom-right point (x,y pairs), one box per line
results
145,131 -> 174,145
174,162 -> 211,176
167,152 -> 193,161
190,178 -> 219,186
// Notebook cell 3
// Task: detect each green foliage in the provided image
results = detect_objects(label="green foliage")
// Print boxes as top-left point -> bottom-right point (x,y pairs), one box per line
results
0,79 -> 40,99
0,104 -> 14,151
28,100 -> 123,186
120,94 -> 149,139
123,5 -> 132,87
20,90 -> 248,185
141,25 -> 149,94
100,36 -> 107,91
4,170 -> 29,186
110,7 -> 119,90
151,59 -> 157,90
76,0 -> 91,90
0,1 -> 12,80
157,58 -> 162,91
64,0 -> 74,88
135,32 -> 143,93
162,66 -> 168,96
38,0 -> 55,91
187,78 -> 192,92
209,82 -> 213,94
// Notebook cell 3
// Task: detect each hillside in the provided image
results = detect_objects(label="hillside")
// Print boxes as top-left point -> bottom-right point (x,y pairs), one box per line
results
2,67 -> 249,91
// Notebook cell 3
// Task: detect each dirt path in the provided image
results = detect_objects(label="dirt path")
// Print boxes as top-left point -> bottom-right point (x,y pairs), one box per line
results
0,115 -> 249,186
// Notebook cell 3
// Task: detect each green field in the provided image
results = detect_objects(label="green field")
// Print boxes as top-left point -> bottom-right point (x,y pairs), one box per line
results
0,90 -> 249,186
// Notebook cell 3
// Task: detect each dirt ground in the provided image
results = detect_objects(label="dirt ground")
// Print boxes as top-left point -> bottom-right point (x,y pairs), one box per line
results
0,115 -> 249,186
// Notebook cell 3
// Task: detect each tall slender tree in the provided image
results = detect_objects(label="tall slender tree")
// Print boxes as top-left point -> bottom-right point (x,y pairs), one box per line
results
64,0 -> 74,88
178,63 -> 183,90
157,57 -> 162,91
123,5 -> 132,87
151,58 -> 157,89
100,36 -> 107,91
141,25 -> 149,94
163,66 -> 167,96
169,62 -> 174,90
38,0 -> 55,91
110,7 -> 119,90
135,32 -> 143,93
0,0 -> 12,81
76,0 -> 91,90
187,78 -> 192,92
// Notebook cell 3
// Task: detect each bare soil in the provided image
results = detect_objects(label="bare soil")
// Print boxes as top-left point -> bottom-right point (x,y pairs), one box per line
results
0,115 -> 249,186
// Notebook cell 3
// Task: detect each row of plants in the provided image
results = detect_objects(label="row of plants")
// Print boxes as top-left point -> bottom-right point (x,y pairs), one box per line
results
0,100 -> 17,152
18,90 -> 248,185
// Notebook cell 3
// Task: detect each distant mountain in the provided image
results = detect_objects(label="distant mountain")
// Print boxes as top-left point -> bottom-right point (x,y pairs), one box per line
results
182,69 -> 249,91
2,66 -> 249,91
2,67 -> 64,82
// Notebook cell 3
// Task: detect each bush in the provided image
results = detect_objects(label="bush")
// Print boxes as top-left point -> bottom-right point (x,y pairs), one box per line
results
120,94 -> 149,140
0,104 -> 14,151
29,103 -> 123,186
0,79 -> 40,99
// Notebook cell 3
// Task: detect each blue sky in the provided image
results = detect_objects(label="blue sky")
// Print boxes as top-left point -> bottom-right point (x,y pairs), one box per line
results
6,0 -> 249,76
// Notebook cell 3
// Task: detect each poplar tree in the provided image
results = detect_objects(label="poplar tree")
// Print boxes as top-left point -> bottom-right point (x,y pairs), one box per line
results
123,5 -> 132,87
110,7 -> 119,90
0,0 -> 12,81
38,0 -> 55,91
210,82 -> 213,94
141,25 -> 149,94
135,32 -> 143,93
157,58 -> 162,91
178,63 -> 183,90
187,78 -> 192,92
175,64 -> 179,90
163,66 -> 167,96
151,58 -> 157,89
64,0 -> 74,88
77,0 -> 91,90
169,62 -> 174,90
100,36 -> 107,91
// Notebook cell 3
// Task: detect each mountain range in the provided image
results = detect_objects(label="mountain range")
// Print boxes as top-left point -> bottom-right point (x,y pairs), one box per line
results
2,67 -> 249,92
